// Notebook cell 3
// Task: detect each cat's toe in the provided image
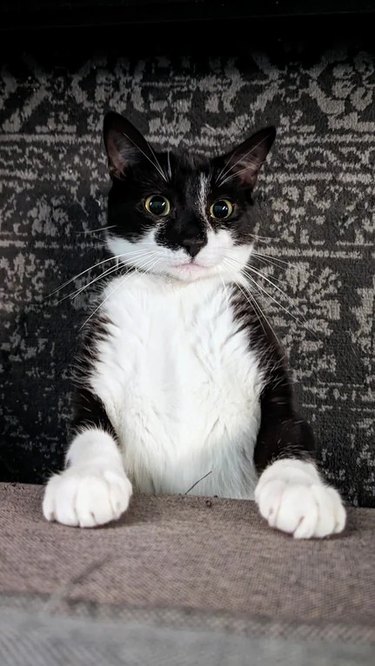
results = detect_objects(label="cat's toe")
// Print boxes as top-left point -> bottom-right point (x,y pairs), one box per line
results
43,473 -> 80,526
42,474 -> 60,522
42,467 -> 132,527
74,471 -> 132,527
317,485 -> 346,536
292,484 -> 346,539
277,484 -> 319,538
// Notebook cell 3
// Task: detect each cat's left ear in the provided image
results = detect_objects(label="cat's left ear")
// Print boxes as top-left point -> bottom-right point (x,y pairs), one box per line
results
214,127 -> 276,189
103,111 -> 155,180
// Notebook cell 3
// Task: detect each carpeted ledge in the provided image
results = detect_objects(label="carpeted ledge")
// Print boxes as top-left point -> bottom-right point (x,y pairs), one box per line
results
0,482 -> 374,655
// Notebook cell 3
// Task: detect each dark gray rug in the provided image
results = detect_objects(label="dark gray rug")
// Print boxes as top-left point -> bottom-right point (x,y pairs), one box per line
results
0,49 -> 374,505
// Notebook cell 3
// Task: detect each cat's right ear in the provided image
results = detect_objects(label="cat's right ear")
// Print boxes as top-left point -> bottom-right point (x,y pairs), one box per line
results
103,112 -> 150,180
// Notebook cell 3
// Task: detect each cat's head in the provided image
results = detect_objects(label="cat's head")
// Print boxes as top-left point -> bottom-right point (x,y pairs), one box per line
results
103,111 -> 275,282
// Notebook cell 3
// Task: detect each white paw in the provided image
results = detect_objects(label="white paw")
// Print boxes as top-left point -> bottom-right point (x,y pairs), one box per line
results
255,459 -> 346,539
43,465 -> 133,528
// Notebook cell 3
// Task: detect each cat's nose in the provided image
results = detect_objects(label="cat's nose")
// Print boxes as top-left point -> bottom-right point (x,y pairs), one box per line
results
181,237 -> 206,258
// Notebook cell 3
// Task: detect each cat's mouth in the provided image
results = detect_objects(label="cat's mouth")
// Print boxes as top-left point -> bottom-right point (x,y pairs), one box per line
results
169,259 -> 213,280
173,260 -> 205,270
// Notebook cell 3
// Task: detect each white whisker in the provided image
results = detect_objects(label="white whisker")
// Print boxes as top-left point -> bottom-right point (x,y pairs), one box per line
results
79,254 -> 159,331
245,264 -> 297,307
62,249 -> 156,303
226,256 -> 292,305
219,161 -> 263,187
167,149 -> 172,180
76,225 -> 116,235
232,277 -> 269,340
147,142 -> 168,182
216,134 -> 270,185
48,254 -> 129,298
252,251 -> 290,268
250,259 -> 284,283
121,131 -> 167,182
237,276 -> 281,345
49,247 -> 158,299
224,256 -> 317,337
215,147 -> 258,186
80,276 -> 129,332
57,263 -> 121,304
250,234 -> 273,241
249,236 -> 271,245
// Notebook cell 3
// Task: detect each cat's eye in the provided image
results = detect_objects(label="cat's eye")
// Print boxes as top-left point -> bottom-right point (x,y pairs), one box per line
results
209,199 -> 234,220
144,195 -> 171,217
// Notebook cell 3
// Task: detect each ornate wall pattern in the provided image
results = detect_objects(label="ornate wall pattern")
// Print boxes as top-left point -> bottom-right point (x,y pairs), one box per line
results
0,50 -> 374,505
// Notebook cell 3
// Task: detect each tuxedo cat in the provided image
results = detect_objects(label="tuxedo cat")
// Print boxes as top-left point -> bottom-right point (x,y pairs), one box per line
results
43,111 -> 346,538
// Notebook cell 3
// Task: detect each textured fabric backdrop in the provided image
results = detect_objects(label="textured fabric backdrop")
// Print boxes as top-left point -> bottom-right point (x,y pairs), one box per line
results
0,49 -> 374,505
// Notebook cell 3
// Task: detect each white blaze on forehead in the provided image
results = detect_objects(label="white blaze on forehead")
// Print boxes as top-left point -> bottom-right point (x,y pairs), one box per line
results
197,173 -> 210,223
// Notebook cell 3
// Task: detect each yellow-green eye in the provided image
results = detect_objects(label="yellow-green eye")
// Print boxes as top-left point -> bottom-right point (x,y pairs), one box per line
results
209,199 -> 233,220
144,195 -> 170,217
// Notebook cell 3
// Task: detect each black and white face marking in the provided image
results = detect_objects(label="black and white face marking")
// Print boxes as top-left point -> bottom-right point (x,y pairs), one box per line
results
103,111 -> 275,282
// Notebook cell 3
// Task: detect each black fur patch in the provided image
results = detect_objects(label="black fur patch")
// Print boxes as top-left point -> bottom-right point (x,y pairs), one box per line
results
231,283 -> 315,473
71,314 -> 116,444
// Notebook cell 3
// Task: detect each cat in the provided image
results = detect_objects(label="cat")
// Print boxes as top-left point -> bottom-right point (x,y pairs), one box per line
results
42,111 -> 346,538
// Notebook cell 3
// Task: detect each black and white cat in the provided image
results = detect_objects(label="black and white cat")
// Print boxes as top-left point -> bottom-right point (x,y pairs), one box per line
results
43,111 -> 346,538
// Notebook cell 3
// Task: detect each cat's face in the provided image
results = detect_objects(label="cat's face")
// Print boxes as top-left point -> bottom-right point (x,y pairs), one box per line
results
103,112 -> 275,282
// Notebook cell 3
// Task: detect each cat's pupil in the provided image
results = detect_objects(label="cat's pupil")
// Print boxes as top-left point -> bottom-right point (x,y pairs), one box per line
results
149,196 -> 166,215
147,195 -> 168,216
212,200 -> 230,219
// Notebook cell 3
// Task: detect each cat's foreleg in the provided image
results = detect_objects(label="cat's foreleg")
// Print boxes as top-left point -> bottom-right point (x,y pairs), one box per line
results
253,384 -> 346,539
43,393 -> 132,527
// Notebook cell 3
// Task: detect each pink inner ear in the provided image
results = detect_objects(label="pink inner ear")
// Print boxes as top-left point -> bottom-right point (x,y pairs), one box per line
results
218,126 -> 275,189
238,156 -> 260,176
107,134 -> 127,175
232,157 -> 260,188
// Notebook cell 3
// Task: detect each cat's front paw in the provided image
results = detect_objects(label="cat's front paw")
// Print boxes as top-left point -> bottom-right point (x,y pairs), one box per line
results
255,459 -> 346,539
43,466 -> 132,527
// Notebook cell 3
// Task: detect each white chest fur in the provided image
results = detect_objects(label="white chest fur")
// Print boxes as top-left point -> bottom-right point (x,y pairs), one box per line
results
89,273 -> 264,499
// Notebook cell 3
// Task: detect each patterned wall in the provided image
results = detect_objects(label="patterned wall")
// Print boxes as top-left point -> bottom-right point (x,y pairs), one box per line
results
0,50 -> 374,505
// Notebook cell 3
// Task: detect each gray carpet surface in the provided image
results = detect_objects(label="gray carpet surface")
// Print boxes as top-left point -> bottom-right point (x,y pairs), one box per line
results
0,49 -> 374,504
0,483 -> 374,646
